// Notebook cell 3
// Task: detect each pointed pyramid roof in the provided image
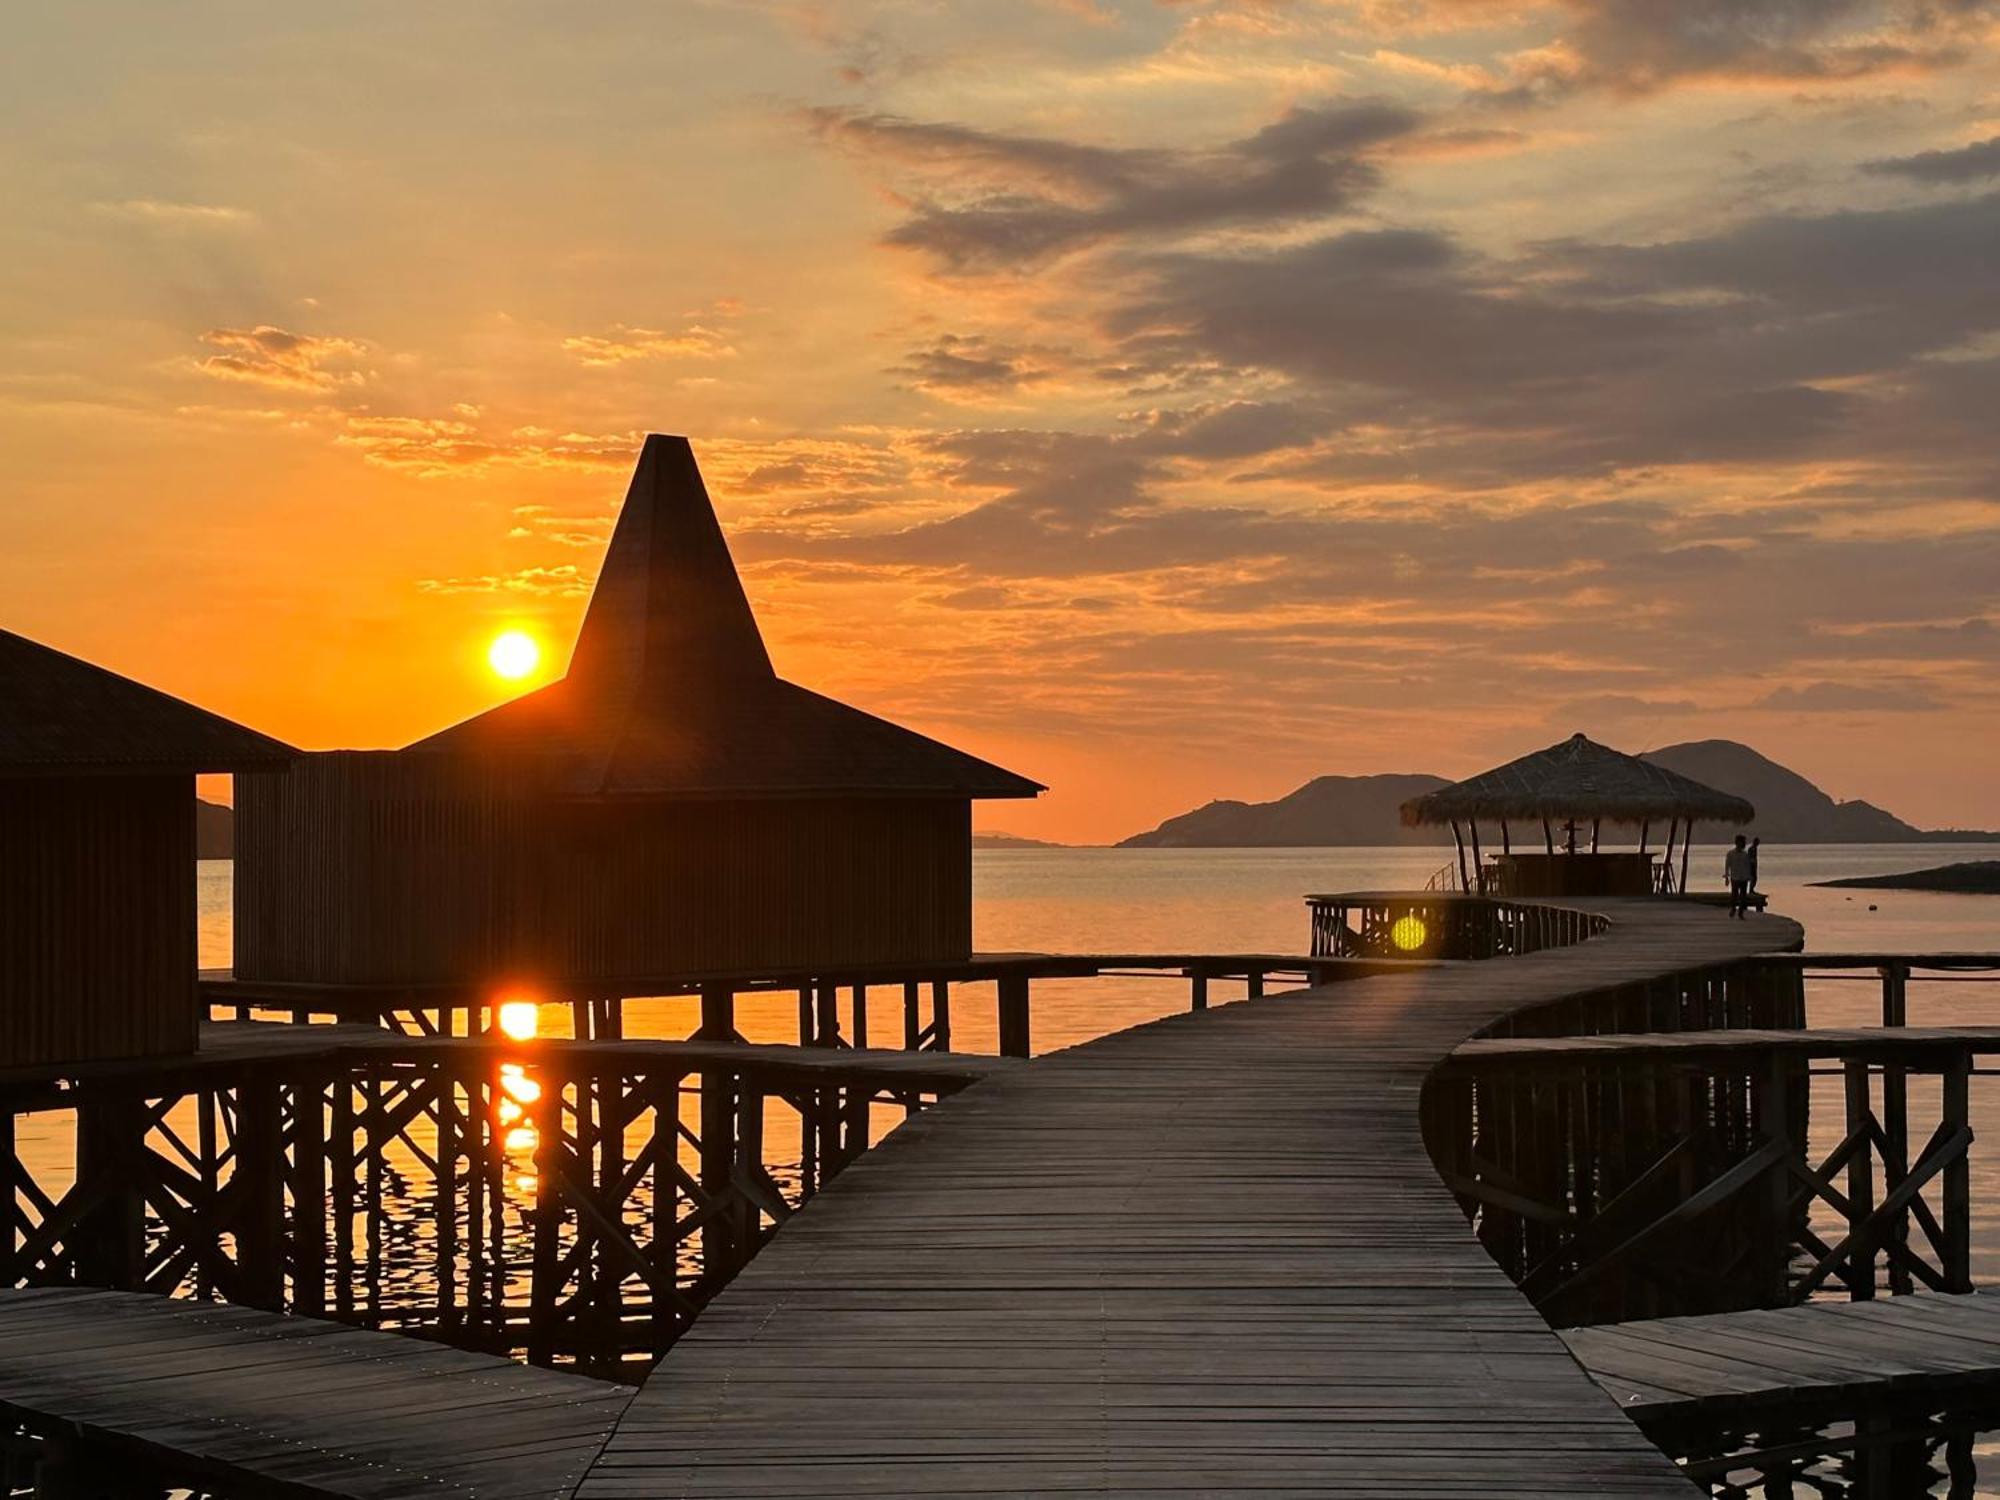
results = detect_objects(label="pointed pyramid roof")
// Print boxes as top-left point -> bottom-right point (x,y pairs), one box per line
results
0,628 -> 295,775
1400,732 -> 1752,826
412,435 -> 1042,801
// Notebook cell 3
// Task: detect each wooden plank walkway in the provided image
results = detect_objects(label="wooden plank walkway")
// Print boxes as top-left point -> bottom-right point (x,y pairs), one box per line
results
0,1285 -> 633,1497
1561,1293 -> 2000,1423
579,898 -> 1799,1497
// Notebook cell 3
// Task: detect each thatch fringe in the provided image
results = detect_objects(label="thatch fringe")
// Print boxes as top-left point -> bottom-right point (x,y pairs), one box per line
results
1401,732 -> 1753,827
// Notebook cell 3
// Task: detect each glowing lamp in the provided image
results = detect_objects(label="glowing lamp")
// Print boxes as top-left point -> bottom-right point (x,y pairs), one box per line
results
1390,914 -> 1429,952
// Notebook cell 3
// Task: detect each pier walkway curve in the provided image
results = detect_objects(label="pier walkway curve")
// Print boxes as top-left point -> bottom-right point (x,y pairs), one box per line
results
578,899 -> 1799,1497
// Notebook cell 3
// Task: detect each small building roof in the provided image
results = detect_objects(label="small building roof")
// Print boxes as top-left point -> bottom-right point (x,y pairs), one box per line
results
412,435 -> 1043,801
0,629 -> 296,776
1401,732 -> 1753,827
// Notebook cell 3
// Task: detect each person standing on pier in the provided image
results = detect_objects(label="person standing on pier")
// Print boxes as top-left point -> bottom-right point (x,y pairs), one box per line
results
1725,835 -> 1754,918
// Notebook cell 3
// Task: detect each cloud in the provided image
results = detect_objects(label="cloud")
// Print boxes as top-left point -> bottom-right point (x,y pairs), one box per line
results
193,326 -> 369,392
1753,679 -> 1945,710
92,199 -> 255,227
561,323 -> 738,366
1865,134 -> 2000,182
1484,0 -> 1995,101
416,565 -> 593,597
811,97 -> 1426,272
897,335 -> 1062,397
336,417 -> 640,477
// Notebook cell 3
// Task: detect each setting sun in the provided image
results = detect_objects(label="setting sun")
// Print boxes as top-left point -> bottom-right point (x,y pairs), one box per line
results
487,630 -> 540,681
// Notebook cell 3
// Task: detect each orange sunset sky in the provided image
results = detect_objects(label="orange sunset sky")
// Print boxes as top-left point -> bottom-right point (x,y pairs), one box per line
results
4,1 -> 1998,843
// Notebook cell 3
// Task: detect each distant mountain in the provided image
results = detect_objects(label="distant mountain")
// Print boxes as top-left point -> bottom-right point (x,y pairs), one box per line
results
1640,741 -> 1945,843
973,830 -> 1066,849
196,798 -> 233,859
1116,741 -> 1990,848
1118,774 -> 1452,848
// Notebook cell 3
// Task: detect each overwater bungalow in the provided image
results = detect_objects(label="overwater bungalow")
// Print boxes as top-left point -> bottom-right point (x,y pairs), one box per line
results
233,434 -> 1042,989
0,629 -> 292,1068
1400,730 -> 1753,897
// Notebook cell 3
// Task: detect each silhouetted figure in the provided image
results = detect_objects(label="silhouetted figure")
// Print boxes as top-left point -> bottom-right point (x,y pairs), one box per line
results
1724,834 -> 1753,919
1747,836 -> 1761,895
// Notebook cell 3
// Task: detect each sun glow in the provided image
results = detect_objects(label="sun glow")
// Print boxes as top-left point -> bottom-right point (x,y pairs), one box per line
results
487,630 -> 540,680
496,997 -> 540,1040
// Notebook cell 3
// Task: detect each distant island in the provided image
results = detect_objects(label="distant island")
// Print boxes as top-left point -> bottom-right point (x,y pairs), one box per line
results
1118,740 -> 1998,848
973,830 -> 1067,849
1812,861 -> 2000,894
196,798 -> 233,859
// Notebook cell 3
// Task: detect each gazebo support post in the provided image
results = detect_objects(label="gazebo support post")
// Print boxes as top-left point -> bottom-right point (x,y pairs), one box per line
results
1500,819 -> 1511,856
1469,819 -> 1485,895
1680,821 -> 1695,895
1542,818 -> 1554,856
1590,818 -> 1600,854
1450,821 -> 1469,893
1639,818 -> 1649,855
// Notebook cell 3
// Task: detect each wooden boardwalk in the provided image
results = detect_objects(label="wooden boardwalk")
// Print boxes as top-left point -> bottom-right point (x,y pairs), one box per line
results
0,1285 -> 632,1497
1562,1293 -> 2000,1422
579,899 -> 1798,1497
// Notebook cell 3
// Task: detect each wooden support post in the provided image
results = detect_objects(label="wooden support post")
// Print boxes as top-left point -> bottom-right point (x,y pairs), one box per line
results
1500,819 -> 1511,856
234,1079 -> 285,1311
930,980 -> 951,1052
1844,1059 -> 1876,1299
1763,1051 -> 1795,1304
528,1074 -> 561,1366
1880,963 -> 1908,1028
433,1071 -> 457,1329
1943,1051 -> 1972,1294
1451,821 -> 1469,892
1246,969 -> 1264,1000
700,1066 -> 738,1283
903,981 -> 921,1051
1542,818 -> 1555,856
816,981 -> 839,1047
1468,821 -> 1485,894
1590,818 -> 1600,854
0,1111 -> 15,1287
997,975 -> 1031,1058
851,985 -> 869,1049
73,1090 -> 144,1291
291,1078 -> 327,1318
1680,822 -> 1694,898
797,984 -> 814,1046
1190,968 -> 1208,1012
699,984 -> 736,1043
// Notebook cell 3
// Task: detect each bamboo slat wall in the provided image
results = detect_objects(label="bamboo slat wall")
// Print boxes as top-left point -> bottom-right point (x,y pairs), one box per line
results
234,752 -> 974,985
0,774 -> 195,1067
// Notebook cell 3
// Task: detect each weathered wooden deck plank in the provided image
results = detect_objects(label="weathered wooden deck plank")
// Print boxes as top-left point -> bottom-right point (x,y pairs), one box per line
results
579,898 -> 1797,1498
1562,1293 -> 2000,1421
0,1287 -> 632,1498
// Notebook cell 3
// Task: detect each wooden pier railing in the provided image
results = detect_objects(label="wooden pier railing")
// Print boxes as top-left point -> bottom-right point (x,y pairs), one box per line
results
0,1026 -> 1005,1377
1434,953 -> 2000,1329
1306,890 -> 1608,960
201,951 -> 1369,1060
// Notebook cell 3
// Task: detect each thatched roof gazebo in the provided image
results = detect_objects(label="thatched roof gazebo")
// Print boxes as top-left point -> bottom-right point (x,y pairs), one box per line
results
1401,732 -> 1753,896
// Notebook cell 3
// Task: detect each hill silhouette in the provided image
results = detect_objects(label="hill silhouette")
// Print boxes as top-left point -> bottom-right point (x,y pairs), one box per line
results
1118,740 -> 1989,847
